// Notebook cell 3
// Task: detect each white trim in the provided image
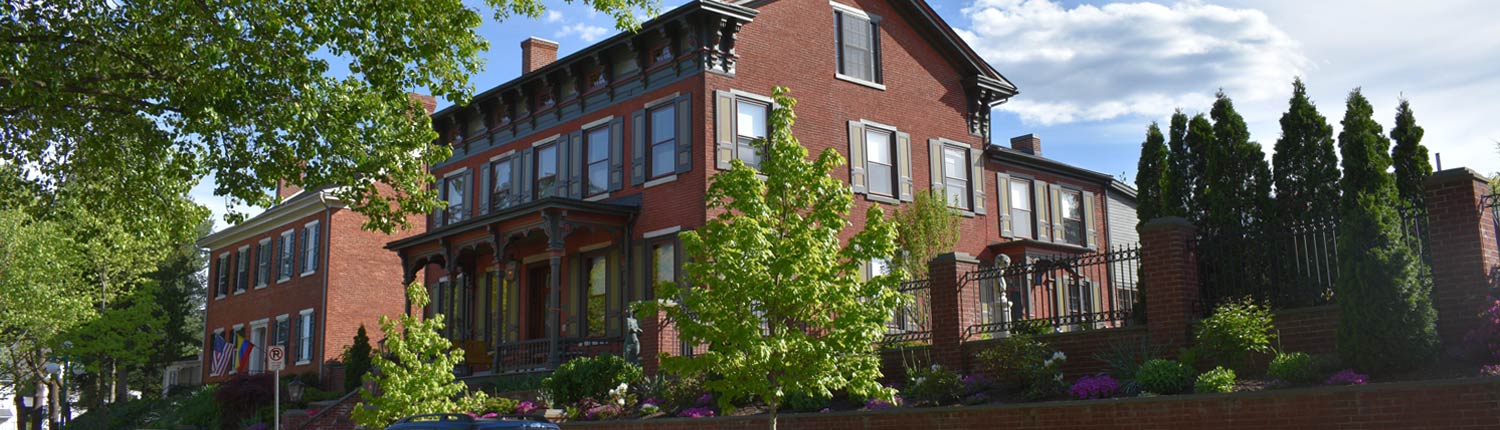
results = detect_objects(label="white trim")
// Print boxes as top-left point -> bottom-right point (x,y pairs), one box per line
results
277,229 -> 294,282
531,134 -> 562,147
275,314 -> 290,322
441,167 -> 470,178
489,149 -> 518,162
438,276 -> 450,283
581,115 -> 615,130
643,174 -> 678,189
232,323 -> 244,331
643,226 -> 682,239
579,241 -> 615,253
830,0 -> 870,18
196,187 -> 346,249
299,308 -> 314,316
254,238 -> 272,289
249,318 -> 269,328
584,193 -> 610,202
643,92 -> 680,109
299,220 -> 320,277
729,89 -> 774,105
296,309 -> 314,365
837,74 -> 887,90
860,119 -> 897,132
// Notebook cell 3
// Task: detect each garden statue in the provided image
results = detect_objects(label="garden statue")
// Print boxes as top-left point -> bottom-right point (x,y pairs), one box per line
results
624,315 -> 642,364
994,254 -> 1014,335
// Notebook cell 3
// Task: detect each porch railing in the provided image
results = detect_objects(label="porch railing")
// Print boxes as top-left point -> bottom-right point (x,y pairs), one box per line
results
964,244 -> 1142,340
493,337 -> 626,373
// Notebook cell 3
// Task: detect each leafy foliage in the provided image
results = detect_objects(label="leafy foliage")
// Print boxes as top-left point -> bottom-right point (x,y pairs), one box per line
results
647,87 -> 903,420
343,325 -> 375,393
975,334 -> 1051,388
783,390 -> 832,412
1161,111 -> 1197,219
892,190 -> 962,278
903,364 -> 964,406
215,374 -> 276,429
1135,122 -> 1170,224
1334,89 -> 1440,374
352,282 -> 470,428
1182,113 -> 1216,224
1194,299 -> 1275,370
1203,91 -> 1272,240
1194,366 -> 1236,394
1390,99 -> 1432,207
1135,359 -> 1193,395
1271,78 -> 1341,224
1093,336 -> 1165,380
541,354 -> 642,407
1268,352 -> 1320,385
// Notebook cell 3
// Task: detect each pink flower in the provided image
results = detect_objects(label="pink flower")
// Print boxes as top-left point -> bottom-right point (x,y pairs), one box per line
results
677,407 -> 715,418
1325,369 -> 1369,385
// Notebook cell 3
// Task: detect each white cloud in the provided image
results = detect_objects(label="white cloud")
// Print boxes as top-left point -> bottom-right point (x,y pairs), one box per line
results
958,0 -> 1310,125
555,23 -> 609,43
544,10 -> 563,23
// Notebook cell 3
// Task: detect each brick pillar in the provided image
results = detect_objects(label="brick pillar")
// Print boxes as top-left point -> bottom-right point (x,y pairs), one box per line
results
928,252 -> 980,370
324,362 -> 346,393
1139,217 -> 1200,351
281,409 -> 310,430
1422,168 -> 1500,347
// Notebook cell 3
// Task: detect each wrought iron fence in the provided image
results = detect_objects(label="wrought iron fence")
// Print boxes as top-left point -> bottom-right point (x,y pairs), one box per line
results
963,244 -> 1142,340
495,338 -> 551,373
881,278 -> 932,348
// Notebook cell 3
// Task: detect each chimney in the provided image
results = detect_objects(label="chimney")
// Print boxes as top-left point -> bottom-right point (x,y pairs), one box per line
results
407,92 -> 437,116
521,37 -> 560,74
1011,134 -> 1042,156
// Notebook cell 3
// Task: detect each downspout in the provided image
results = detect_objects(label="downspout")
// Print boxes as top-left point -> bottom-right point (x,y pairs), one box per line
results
316,191 -> 335,380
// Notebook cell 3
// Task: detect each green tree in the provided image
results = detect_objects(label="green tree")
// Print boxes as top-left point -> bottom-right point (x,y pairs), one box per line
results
3,0 -> 657,232
648,88 -> 902,430
1135,122 -> 1169,224
343,325 -> 375,393
892,190 -> 961,279
1271,78 -> 1341,223
1183,113 -> 1216,224
352,282 -> 470,427
1391,98 -> 1432,207
1161,111 -> 1194,218
1334,89 -> 1439,373
1204,90 -> 1273,239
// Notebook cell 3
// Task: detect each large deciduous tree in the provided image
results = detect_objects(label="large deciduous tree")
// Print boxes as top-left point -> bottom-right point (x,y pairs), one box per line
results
353,283 -> 470,427
1271,78 -> 1341,224
1390,98 -> 1432,207
1135,122 -> 1169,224
649,88 -> 901,430
2,0 -> 656,232
1334,89 -> 1439,373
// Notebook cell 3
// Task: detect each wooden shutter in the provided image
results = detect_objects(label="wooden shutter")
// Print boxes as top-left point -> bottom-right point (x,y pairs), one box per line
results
519,147 -> 534,203
1083,190 -> 1098,249
565,131 -> 582,199
294,228 -> 304,274
1049,184 -> 1065,242
871,17 -> 883,84
630,109 -> 646,186
479,163 -> 491,215
848,121 -> 867,194
970,147 -> 986,215
609,116 -> 625,191
429,183 -> 440,229
675,95 -> 693,174
310,222 -> 321,272
631,241 -> 646,302
463,170 -> 474,220
509,155 -> 523,208
928,139 -> 943,192
1034,180 -> 1051,241
897,131 -> 913,202
714,91 -> 735,170
996,173 -> 1012,237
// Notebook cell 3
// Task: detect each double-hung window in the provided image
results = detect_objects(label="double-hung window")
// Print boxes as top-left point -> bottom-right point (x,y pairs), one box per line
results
491,158 -> 512,210
648,104 -> 676,179
1060,189 -> 1084,246
301,221 -> 319,275
942,146 -> 971,210
834,5 -> 882,86
234,247 -> 249,293
297,310 -> 315,364
582,254 -> 609,338
736,100 -> 769,169
1009,179 -> 1034,239
585,126 -> 610,196
443,173 -> 466,224
255,239 -> 270,288
649,241 -> 676,302
865,127 -> 896,197
216,255 -> 229,297
277,230 -> 294,281
535,144 -> 558,199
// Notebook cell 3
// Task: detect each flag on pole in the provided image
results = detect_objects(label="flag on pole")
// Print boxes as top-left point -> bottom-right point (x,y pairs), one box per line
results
237,334 -> 256,373
210,334 -> 233,375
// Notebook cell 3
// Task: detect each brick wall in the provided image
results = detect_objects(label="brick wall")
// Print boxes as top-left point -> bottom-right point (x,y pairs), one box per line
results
1271,305 -> 1340,356
1423,168 -> 1500,347
561,377 -> 1500,430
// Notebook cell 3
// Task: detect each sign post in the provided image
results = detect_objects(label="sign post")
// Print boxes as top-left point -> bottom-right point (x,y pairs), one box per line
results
268,346 -> 285,430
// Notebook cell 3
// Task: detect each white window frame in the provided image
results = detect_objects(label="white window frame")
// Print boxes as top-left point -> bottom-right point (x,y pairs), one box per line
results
940,143 -> 973,211
734,95 -> 771,169
863,122 -> 897,198
274,314 -> 290,348
1059,188 -> 1086,246
831,1 -> 885,90
234,246 -> 250,295
441,168 -> 469,225
584,124 -> 611,197
216,253 -> 230,298
278,229 -> 295,282
296,308 -> 315,365
300,220 -> 320,277
255,238 -> 272,289
1009,177 -> 1035,239
248,319 -> 269,374
229,324 -> 244,374
647,102 -> 678,180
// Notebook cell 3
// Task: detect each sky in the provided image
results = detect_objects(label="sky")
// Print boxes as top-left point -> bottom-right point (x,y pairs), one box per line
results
190,0 -> 1500,230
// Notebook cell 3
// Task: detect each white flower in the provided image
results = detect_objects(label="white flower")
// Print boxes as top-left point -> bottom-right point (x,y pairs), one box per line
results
1053,373 -> 1064,383
616,397 -> 626,406
1052,351 -> 1066,361
931,364 -> 942,372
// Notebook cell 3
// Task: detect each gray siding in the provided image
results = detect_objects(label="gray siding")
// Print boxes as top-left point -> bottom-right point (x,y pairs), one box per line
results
1106,194 -> 1139,247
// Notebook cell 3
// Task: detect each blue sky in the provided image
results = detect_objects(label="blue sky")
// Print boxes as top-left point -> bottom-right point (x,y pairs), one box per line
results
193,0 -> 1500,229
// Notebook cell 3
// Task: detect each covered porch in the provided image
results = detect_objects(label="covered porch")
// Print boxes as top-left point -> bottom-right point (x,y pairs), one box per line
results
389,197 -> 643,374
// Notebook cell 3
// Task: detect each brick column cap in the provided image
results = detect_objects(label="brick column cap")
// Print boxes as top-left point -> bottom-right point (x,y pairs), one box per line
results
1425,167 -> 1490,187
1138,216 -> 1197,234
931,252 -> 981,264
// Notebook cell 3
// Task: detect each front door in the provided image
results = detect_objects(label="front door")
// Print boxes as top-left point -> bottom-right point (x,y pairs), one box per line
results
525,264 -> 550,340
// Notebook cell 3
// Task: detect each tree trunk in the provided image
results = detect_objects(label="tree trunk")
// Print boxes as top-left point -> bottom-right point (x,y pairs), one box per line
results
769,406 -> 778,430
47,377 -> 61,429
113,363 -> 128,403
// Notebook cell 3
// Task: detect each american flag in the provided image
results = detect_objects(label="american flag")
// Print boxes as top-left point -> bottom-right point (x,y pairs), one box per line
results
210,333 -> 234,375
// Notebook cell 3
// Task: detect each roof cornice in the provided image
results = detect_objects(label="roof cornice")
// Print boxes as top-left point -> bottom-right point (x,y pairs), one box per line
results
196,188 -> 346,250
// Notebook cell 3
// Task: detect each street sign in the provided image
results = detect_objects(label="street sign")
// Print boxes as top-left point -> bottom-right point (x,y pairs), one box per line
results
267,346 -> 285,372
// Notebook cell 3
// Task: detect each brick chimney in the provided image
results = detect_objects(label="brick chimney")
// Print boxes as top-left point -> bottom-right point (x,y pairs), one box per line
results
407,92 -> 437,115
1011,134 -> 1042,156
521,37 -> 560,74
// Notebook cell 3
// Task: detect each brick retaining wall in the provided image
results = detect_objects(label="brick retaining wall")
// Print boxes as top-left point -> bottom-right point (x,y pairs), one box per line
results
1271,305 -> 1340,356
562,377 -> 1500,430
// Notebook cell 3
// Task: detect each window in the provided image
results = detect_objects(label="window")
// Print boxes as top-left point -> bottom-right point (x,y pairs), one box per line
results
274,315 -> 290,348
277,230 -> 294,281
215,255 -> 229,297
535,144 -> 558,198
834,6 -> 881,85
649,104 -> 676,179
583,254 -> 608,338
735,100 -> 769,169
491,158 -> 512,210
249,323 -> 267,373
443,173 -> 466,224
234,247 -> 249,293
585,126 -> 610,196
301,221 -> 319,275
255,239 -> 270,288
297,310 -> 315,364
865,127 -> 895,197
1009,179 -> 1033,239
1060,190 -> 1084,246
651,241 -> 675,300
942,146 -> 971,210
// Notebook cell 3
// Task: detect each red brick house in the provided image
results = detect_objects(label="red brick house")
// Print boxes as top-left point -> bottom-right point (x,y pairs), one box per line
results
197,185 -> 421,383
385,0 -> 1139,375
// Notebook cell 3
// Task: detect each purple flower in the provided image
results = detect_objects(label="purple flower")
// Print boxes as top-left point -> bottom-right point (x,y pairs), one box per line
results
643,397 -> 663,406
864,396 -> 900,410
584,403 -> 624,420
695,392 -> 714,406
962,392 -> 990,405
516,401 -> 542,415
1480,364 -> 1500,377
1325,369 -> 1369,385
678,407 -> 715,418
1068,375 -> 1120,400
481,413 -> 499,418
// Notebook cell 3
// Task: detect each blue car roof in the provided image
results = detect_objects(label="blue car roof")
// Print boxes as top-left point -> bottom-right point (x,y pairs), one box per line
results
385,414 -> 559,430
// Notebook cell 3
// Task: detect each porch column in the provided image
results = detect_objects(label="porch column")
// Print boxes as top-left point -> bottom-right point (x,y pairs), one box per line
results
547,249 -> 562,367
